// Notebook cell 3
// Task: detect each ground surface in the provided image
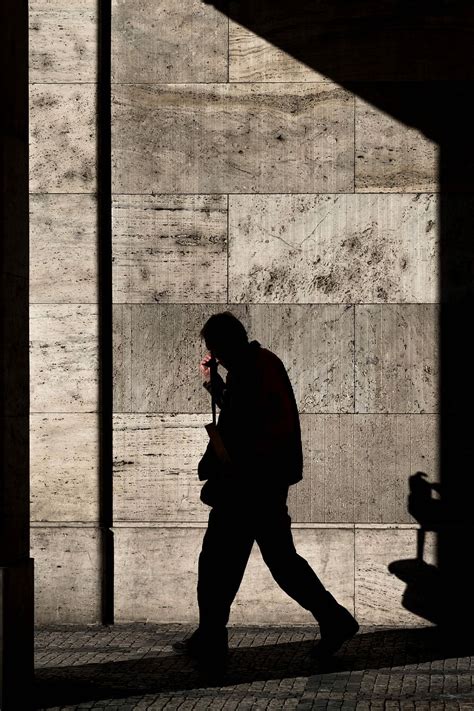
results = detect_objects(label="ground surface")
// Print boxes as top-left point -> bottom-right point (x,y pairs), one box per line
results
34,624 -> 474,710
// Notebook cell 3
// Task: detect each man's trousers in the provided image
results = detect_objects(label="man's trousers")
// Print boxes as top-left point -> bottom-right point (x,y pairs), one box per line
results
197,482 -> 338,632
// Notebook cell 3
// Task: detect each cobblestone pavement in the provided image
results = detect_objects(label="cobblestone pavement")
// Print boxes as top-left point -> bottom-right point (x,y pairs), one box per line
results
34,624 -> 474,710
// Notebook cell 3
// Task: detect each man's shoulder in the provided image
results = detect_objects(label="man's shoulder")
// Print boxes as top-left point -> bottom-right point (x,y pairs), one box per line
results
246,341 -> 289,386
258,345 -> 285,370
255,347 -> 288,385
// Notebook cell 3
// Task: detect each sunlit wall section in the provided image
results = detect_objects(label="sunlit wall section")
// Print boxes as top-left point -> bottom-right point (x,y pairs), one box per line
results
29,0 -> 101,623
111,1 -> 439,625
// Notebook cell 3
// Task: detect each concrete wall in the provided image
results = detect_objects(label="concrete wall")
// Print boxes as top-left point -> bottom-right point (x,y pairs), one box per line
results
111,1 -> 439,626
29,0 -> 101,623
28,1 -> 440,625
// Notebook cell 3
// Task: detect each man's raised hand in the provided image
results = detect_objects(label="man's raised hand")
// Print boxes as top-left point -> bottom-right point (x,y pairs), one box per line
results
199,353 -> 213,383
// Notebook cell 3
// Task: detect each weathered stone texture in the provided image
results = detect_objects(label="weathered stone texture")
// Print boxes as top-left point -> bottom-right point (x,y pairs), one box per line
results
29,84 -> 96,193
229,20 -> 328,82
355,527 -> 437,625
229,194 -> 438,303
29,0 -> 97,82
31,526 -> 101,624
29,0 -> 100,627
112,195 -> 228,303
355,305 -> 439,414
30,194 -> 98,303
113,414 -> 210,523
112,304 -> 354,414
113,413 -> 437,526
111,0 -> 228,83
353,415 -> 439,524
228,5 -> 474,82
289,415 -> 355,523
356,97 -> 438,192
108,1 -> 443,628
114,526 -> 354,624
112,83 -> 354,194
30,304 -> 99,412
30,413 -> 99,522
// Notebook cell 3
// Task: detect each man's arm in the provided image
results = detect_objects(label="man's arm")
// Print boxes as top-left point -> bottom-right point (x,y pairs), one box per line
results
202,372 -> 227,409
252,361 -> 298,456
229,358 -> 299,463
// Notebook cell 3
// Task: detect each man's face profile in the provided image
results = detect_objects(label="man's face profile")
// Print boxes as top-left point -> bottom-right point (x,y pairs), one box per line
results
206,342 -> 228,369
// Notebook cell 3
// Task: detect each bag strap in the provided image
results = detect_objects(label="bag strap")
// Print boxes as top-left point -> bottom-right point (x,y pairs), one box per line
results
205,354 -> 233,471
208,355 -> 218,426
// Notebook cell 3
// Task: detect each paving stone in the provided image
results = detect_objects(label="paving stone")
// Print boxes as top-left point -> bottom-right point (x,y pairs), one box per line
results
33,623 -> 474,709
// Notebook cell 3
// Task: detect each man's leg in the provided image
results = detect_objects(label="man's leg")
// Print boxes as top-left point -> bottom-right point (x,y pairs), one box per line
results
197,504 -> 254,642
254,486 -> 358,656
254,489 -> 359,660
254,494 -> 338,620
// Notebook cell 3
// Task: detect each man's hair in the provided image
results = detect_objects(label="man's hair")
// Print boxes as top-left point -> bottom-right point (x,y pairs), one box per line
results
200,311 -> 248,351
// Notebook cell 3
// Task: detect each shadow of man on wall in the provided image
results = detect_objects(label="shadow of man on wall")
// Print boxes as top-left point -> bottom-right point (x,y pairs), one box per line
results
389,472 -> 445,626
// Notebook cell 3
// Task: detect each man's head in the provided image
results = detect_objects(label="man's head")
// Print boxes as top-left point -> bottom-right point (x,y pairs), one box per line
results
200,311 -> 249,370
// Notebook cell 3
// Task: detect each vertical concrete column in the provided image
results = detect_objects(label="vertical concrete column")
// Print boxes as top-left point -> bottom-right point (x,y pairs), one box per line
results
0,0 -> 34,707
29,0 -> 101,624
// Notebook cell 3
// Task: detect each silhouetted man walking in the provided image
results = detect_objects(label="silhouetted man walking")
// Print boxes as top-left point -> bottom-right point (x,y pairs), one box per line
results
173,312 -> 358,675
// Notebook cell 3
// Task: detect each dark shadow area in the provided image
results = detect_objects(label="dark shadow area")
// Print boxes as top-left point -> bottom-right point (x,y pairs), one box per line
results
202,0 -> 474,628
389,560 -> 441,624
34,628 -> 474,708
1,0 -> 35,706
389,472 -> 445,624
207,0 -> 474,83
97,0 -> 114,626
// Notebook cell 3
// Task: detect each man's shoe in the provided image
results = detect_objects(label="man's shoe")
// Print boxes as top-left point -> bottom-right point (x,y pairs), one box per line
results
311,604 -> 359,659
172,627 -> 229,660
172,629 -> 201,657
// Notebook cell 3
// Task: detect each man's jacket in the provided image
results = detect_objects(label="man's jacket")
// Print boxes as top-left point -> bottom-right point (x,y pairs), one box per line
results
198,339 -> 303,487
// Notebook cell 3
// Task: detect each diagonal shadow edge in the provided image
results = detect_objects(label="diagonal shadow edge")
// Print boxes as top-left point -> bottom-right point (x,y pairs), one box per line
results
201,0 -> 474,629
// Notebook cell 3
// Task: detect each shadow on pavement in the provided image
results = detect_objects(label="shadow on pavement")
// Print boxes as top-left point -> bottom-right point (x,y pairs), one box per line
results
35,627 -> 474,708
